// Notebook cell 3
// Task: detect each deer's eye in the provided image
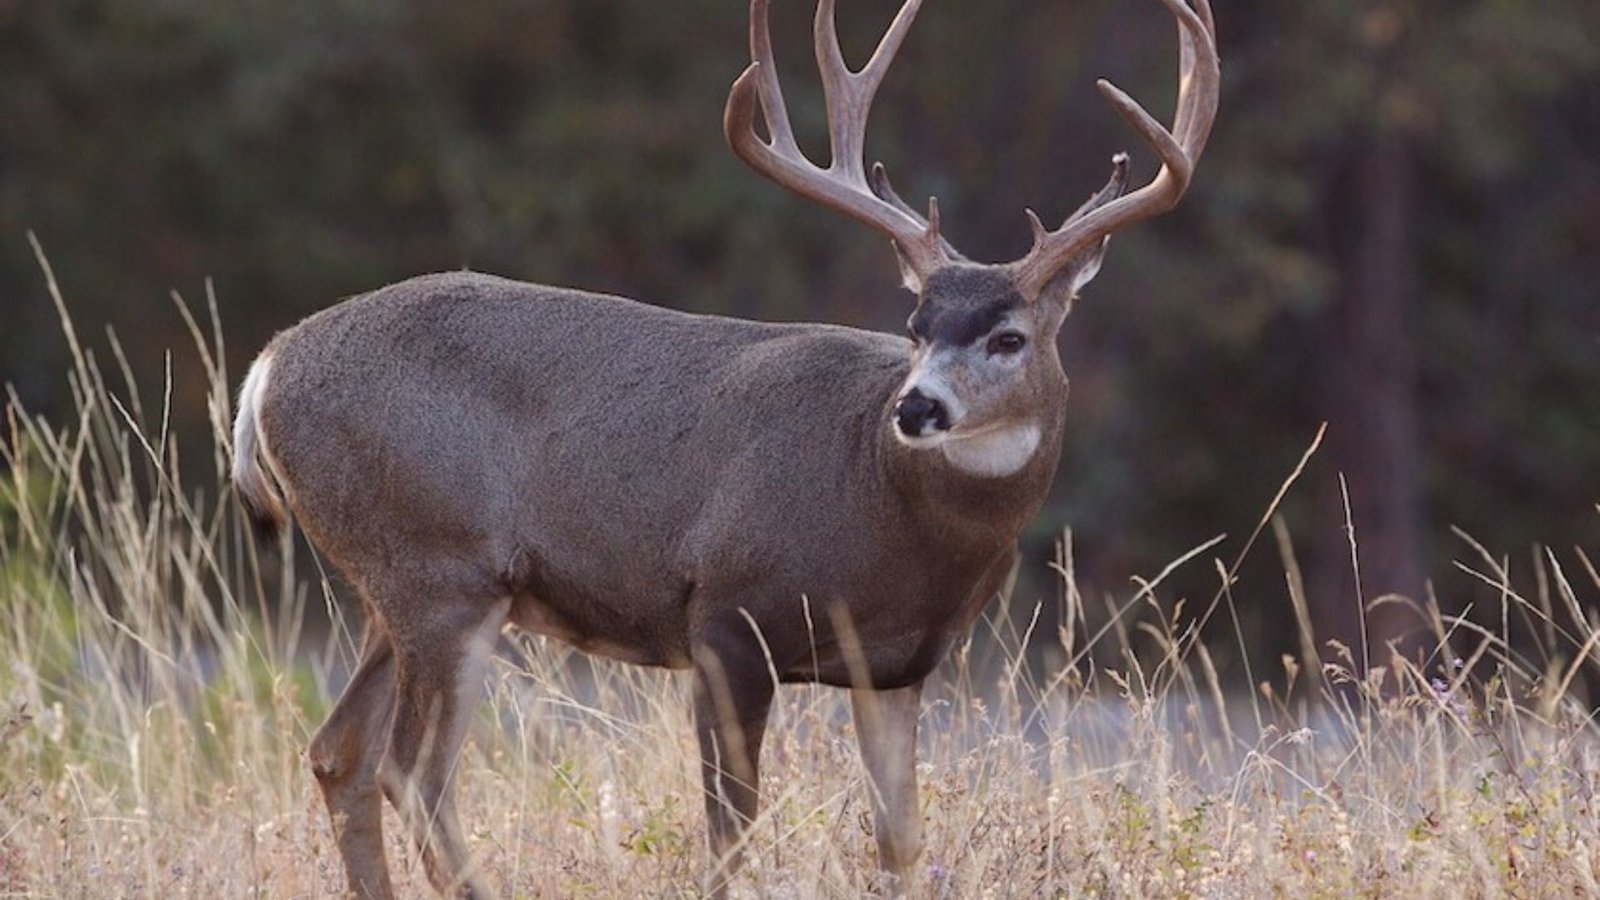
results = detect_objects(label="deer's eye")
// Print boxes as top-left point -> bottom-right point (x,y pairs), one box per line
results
987,331 -> 1027,355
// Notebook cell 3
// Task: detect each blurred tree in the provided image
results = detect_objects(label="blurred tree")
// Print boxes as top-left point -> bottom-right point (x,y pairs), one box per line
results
1200,0 -> 1600,660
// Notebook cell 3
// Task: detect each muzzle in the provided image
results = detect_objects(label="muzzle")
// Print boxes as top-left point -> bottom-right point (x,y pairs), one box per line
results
894,388 -> 951,439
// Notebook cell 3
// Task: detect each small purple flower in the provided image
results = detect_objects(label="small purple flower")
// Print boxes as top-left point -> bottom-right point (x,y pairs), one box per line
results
1430,677 -> 1467,716
928,862 -> 949,882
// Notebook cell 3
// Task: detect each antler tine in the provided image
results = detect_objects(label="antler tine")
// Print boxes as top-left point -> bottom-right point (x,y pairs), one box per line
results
1070,152 -> 1132,221
1095,79 -> 1191,188
726,0 -> 954,282
814,0 -> 926,184
750,0 -> 799,157
858,0 -> 924,95
1146,0 -> 1215,156
1179,0 -> 1217,153
868,161 -> 918,219
1011,0 -> 1219,298
819,0 -> 857,180
870,161 -> 964,260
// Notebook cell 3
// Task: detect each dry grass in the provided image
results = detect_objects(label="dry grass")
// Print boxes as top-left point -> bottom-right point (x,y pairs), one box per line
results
4,250 -> 1600,898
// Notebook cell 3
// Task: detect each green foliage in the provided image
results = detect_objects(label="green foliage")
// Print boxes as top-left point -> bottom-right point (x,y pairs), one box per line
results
0,434 -> 83,787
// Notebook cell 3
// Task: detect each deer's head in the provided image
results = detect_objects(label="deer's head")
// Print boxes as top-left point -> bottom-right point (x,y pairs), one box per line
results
725,0 -> 1218,474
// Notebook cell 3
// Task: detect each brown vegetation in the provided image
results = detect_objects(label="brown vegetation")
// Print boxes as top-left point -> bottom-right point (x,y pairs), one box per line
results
4,258 -> 1599,896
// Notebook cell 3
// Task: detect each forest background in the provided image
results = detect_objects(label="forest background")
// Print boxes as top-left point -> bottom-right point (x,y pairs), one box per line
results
2,0 -> 1597,673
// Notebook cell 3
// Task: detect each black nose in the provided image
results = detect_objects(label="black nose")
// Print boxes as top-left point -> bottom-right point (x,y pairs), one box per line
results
894,389 -> 950,437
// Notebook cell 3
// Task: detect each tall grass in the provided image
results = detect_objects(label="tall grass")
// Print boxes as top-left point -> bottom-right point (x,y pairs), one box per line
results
3,249 -> 1599,897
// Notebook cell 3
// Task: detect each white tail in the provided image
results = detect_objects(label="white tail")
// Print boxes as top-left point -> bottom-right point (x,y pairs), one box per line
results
231,352 -> 284,536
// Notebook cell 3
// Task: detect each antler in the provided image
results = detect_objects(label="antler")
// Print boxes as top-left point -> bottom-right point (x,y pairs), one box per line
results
724,0 -> 955,282
726,0 -> 1219,299
1010,0 -> 1220,298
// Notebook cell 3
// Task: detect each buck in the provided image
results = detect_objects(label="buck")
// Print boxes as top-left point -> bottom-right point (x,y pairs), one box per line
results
231,0 -> 1217,895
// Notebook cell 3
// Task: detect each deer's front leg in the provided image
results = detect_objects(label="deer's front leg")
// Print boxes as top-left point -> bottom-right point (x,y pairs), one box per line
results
692,634 -> 776,898
851,681 -> 925,888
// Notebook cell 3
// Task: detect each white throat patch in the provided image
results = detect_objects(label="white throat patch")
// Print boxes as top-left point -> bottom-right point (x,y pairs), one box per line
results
940,423 -> 1042,478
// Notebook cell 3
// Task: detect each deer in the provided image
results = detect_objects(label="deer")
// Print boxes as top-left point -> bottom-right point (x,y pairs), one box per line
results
229,0 -> 1217,896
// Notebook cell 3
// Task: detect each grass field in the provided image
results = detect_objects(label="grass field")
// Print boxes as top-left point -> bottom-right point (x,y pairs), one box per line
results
4,253 -> 1599,897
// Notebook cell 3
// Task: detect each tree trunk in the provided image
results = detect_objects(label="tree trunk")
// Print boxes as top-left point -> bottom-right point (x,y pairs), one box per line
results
1311,130 -> 1427,669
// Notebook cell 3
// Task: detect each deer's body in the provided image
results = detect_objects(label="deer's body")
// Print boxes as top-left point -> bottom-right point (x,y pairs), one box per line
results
234,0 -> 1216,896
251,270 -> 1051,684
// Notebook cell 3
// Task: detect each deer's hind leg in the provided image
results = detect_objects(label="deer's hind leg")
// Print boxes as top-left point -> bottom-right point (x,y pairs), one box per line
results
380,593 -> 509,900
309,615 -> 399,900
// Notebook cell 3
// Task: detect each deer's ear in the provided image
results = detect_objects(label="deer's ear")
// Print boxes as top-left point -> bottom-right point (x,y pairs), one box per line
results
893,241 -> 925,294
1033,231 -> 1112,307
1062,233 -> 1111,296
